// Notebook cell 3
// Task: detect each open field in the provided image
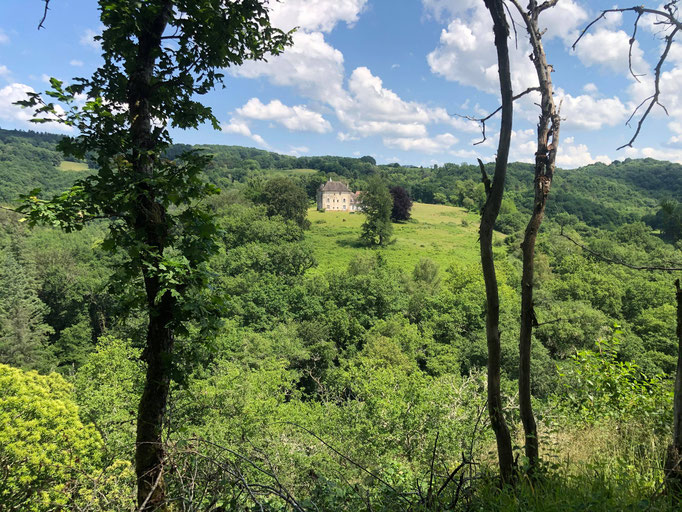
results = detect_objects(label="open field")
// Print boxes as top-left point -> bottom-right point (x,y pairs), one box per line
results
58,161 -> 90,172
306,202 -> 501,274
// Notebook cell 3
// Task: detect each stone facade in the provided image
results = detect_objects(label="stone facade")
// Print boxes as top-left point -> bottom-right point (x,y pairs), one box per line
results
317,179 -> 362,212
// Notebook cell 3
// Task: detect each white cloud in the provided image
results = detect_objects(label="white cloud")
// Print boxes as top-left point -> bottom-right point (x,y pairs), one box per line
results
426,6 -> 537,94
69,60 -> 84,67
80,28 -> 101,50
0,83 -> 71,131
425,1 -> 586,94
289,145 -> 310,156
583,83 -> 598,94
383,132 -> 458,153
556,90 -> 629,130
540,0 -> 588,43
573,27 -> 647,75
236,98 -> 332,133
556,143 -> 611,168
0,65 -> 9,78
235,31 -> 346,105
622,145 -> 682,164
0,30 -> 8,44
221,118 -> 268,148
337,66 -> 479,139
268,0 -> 367,32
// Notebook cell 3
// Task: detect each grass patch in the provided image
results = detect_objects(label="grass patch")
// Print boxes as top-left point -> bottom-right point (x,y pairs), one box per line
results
58,161 -> 89,172
306,202 -> 500,274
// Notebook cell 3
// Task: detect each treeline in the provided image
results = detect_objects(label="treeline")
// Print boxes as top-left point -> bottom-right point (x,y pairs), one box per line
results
3,128 -> 681,240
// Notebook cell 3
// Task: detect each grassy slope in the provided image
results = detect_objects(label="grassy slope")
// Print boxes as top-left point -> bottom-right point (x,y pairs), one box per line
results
307,202 -> 498,274
57,161 -> 90,172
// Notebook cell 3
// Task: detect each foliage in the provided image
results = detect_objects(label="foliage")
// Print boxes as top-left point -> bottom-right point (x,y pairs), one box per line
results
389,185 -> 413,222
555,330 -> 672,432
257,176 -> 311,229
74,337 -> 144,458
0,251 -> 54,371
360,175 -> 394,246
0,363 -> 134,511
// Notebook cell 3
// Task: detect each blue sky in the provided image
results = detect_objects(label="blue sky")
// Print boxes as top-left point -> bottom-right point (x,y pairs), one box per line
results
1,0 -> 682,168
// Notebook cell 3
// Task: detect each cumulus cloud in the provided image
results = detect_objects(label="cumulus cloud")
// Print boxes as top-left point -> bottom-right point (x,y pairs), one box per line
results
622,145 -> 682,164
221,118 -> 268,148
573,27 -> 647,75
557,90 -> 630,130
235,32 -> 346,105
383,133 -> 458,153
426,1 -> 586,94
557,142 -> 611,168
426,6 -> 536,94
0,83 -> 71,131
268,0 -> 367,32
236,98 -> 332,133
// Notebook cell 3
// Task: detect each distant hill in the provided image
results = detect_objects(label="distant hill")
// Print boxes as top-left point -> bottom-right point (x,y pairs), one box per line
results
0,128 -> 91,203
1,127 -> 681,230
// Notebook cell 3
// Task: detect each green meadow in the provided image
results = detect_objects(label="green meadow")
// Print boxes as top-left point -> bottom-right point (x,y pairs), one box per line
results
306,202 -> 500,273
58,161 -> 90,172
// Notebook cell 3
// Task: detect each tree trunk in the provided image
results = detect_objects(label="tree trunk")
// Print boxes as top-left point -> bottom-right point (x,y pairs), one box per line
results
510,1 -> 561,473
666,279 -> 682,496
481,0 -> 514,484
126,4 -> 174,510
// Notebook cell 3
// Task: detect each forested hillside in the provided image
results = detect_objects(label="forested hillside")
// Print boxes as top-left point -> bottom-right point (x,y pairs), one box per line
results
1,125 -> 681,509
2,127 -> 681,233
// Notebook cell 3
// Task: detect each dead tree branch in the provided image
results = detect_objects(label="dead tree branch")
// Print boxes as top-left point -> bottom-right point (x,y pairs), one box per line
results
456,87 -> 540,145
573,4 -> 682,149
38,0 -> 50,30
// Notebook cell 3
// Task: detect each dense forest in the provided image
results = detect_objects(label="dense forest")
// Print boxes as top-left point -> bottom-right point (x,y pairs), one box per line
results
1,125 -> 681,510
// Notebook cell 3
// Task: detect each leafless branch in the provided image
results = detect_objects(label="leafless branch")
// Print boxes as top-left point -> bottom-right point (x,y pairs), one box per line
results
573,5 -> 682,149
455,86 -> 540,145
628,11 -> 646,82
38,0 -> 50,30
618,26 -> 678,150
560,228 -> 682,271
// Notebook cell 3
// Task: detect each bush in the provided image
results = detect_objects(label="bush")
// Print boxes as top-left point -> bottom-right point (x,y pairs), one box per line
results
0,363 -> 134,510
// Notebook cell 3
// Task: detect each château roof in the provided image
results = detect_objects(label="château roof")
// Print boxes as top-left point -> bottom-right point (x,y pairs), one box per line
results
319,179 -> 351,193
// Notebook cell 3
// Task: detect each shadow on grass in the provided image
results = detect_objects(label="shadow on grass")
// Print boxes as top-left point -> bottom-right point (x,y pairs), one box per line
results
335,237 -> 367,249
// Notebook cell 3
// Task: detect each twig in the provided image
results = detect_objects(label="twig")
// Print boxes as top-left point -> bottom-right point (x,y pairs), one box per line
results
455,87 -> 540,145
38,0 -> 50,30
573,5 -> 682,149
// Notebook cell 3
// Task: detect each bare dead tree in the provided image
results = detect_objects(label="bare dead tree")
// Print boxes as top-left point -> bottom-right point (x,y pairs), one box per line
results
480,0 -> 515,484
573,2 -> 682,149
506,0 -> 561,474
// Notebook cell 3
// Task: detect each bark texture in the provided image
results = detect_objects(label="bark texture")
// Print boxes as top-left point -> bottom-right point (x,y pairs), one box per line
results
127,3 -> 174,510
510,0 -> 561,471
481,0 -> 514,484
